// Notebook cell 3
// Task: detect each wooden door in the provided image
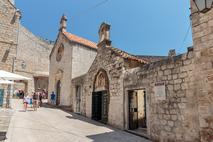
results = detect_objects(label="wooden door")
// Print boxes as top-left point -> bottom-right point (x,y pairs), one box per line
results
101,91 -> 108,123
141,91 -> 147,128
92,92 -> 102,121
56,81 -> 61,106
76,86 -> 81,113
129,91 -> 138,130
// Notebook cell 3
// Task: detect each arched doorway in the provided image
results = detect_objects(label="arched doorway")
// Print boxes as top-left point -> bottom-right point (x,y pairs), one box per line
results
92,69 -> 109,124
56,80 -> 61,106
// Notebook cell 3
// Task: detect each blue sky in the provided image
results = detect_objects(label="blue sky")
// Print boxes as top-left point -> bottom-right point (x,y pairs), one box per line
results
16,0 -> 193,56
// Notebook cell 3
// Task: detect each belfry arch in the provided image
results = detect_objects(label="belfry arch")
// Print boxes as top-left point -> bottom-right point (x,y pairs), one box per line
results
92,69 -> 109,123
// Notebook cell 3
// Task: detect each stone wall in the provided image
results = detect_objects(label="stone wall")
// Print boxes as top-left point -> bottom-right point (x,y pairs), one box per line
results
190,1 -> 213,141
71,75 -> 86,113
14,25 -> 52,93
0,0 -> 20,72
72,44 -> 97,79
124,50 -> 199,141
0,0 -> 20,106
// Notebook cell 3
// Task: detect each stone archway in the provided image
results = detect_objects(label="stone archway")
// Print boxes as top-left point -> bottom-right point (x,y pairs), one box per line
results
92,69 -> 109,123
55,69 -> 63,106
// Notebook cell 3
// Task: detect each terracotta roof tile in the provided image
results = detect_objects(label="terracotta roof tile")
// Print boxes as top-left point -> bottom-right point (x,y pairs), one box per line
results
109,47 -> 148,64
109,47 -> 167,64
63,31 -> 97,49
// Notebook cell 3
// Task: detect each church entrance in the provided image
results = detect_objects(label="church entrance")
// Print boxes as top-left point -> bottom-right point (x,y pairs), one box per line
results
92,91 -> 108,123
128,90 -> 147,131
92,69 -> 109,124
56,80 -> 61,106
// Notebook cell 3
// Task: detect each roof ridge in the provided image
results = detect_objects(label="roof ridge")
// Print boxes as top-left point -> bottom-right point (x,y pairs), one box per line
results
109,46 -> 148,64
6,0 -> 17,10
62,31 -> 97,49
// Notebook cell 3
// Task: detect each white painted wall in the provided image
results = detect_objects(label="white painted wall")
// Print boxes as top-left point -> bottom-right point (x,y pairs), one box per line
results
49,33 -> 97,106
72,44 -> 97,79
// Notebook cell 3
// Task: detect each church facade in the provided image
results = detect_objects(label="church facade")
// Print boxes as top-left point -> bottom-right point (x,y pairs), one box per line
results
48,16 -> 97,106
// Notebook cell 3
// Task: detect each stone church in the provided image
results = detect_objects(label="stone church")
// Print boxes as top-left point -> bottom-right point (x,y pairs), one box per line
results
48,15 -> 97,106
50,0 -> 213,141
0,0 -> 53,106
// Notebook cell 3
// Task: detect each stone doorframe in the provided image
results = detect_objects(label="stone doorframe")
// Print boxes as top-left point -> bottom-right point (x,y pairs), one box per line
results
92,69 -> 110,123
55,69 -> 63,106
55,80 -> 61,106
124,87 -> 150,136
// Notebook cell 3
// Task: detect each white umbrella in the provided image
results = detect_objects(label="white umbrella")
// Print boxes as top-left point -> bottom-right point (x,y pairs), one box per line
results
0,70 -> 31,80
0,80 -> 14,84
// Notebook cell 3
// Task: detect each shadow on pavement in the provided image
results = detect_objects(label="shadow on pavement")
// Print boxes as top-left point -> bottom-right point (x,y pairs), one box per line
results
0,131 -> 6,141
65,114 -> 108,128
42,103 -> 150,142
86,131 -> 148,142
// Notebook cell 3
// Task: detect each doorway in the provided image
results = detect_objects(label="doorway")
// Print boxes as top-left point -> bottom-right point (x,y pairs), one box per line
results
128,90 -> 147,131
56,80 -> 61,106
92,91 -> 108,123
92,69 -> 109,124
76,85 -> 81,113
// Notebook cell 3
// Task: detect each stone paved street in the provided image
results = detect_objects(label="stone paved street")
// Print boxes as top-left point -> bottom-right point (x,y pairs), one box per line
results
5,99 -> 150,142
0,108 -> 13,142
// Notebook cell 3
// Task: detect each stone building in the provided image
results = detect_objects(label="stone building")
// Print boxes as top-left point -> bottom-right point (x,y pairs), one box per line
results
71,1 -> 213,141
0,0 -> 53,106
0,0 -> 21,72
48,15 -> 97,107
14,25 -> 53,94
71,23 -> 165,128
0,0 -> 21,106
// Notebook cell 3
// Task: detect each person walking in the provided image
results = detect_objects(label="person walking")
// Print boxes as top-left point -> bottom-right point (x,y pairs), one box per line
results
39,92 -> 43,107
50,91 -> 56,105
23,95 -> 29,111
32,92 -> 38,111
29,94 -> 33,108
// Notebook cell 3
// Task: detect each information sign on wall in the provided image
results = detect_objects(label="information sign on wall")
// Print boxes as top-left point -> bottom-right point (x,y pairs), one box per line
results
154,82 -> 166,100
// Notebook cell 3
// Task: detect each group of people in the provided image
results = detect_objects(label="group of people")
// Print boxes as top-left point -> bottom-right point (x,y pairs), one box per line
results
18,89 -> 57,111
23,91 -> 43,111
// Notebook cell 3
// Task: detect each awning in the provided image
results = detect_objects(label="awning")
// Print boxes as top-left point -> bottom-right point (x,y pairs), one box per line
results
0,80 -> 14,84
33,71 -> 49,77
0,70 -> 31,80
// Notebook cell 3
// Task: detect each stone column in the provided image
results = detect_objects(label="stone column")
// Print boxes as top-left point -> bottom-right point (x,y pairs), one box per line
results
190,0 -> 213,141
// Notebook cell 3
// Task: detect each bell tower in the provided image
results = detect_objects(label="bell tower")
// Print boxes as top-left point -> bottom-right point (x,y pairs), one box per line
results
97,23 -> 111,48
59,15 -> 67,32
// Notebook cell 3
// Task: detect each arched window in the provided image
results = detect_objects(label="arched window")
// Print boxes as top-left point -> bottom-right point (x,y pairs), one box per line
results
56,44 -> 64,62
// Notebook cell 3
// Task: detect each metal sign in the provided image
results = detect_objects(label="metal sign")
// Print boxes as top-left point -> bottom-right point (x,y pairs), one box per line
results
154,82 -> 166,100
